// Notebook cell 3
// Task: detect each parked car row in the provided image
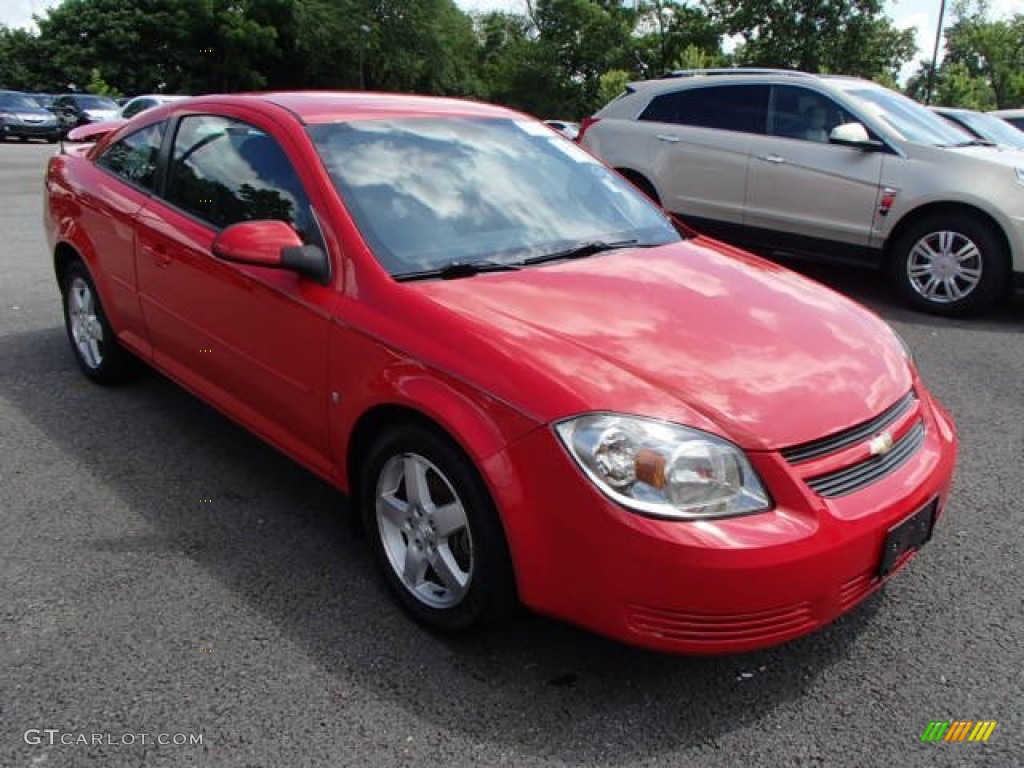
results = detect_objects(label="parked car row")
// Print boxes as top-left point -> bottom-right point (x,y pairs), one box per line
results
578,69 -> 1024,316
0,89 -> 188,141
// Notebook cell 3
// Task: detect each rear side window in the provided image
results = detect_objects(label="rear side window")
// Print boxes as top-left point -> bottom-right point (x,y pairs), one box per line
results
164,115 -> 315,240
639,85 -> 769,134
96,122 -> 166,190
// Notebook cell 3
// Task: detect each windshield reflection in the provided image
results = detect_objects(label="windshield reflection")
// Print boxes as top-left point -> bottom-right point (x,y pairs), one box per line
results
842,86 -> 973,146
309,117 -> 678,276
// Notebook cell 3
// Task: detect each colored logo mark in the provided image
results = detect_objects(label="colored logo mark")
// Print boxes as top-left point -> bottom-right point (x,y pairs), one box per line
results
921,720 -> 997,742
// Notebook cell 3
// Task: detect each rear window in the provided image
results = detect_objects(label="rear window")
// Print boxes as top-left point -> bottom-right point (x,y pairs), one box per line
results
639,85 -> 769,134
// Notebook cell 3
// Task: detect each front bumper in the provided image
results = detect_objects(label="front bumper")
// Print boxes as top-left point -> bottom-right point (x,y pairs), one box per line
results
1,122 -> 59,140
488,387 -> 958,654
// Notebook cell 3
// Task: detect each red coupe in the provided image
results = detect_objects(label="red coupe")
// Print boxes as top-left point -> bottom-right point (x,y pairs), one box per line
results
45,93 -> 958,653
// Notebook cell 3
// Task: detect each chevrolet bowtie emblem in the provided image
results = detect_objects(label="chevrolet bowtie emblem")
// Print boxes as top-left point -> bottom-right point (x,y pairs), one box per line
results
869,431 -> 894,457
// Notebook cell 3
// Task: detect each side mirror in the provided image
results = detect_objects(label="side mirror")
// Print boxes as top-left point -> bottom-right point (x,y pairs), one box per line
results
829,122 -> 885,151
211,220 -> 331,285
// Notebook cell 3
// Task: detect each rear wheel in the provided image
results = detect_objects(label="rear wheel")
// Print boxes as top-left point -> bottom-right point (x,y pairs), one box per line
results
61,260 -> 139,384
360,424 -> 516,633
891,213 -> 1007,315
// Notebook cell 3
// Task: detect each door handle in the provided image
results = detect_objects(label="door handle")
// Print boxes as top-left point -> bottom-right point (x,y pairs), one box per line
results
758,154 -> 786,164
142,242 -> 171,267
656,134 -> 680,143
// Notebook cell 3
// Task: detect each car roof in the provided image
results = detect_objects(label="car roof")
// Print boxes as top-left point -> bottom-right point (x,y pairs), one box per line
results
990,108 -> 1024,118
173,91 -> 522,124
620,69 -> 873,97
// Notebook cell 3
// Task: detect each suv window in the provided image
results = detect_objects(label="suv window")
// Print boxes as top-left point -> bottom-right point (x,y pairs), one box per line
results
96,122 -> 166,190
768,85 -> 858,143
639,85 -> 769,134
165,115 -> 314,240
122,98 -> 154,119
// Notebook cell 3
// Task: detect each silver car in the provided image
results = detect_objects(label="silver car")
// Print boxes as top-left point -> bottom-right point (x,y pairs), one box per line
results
580,69 -> 1024,315
0,90 -> 60,143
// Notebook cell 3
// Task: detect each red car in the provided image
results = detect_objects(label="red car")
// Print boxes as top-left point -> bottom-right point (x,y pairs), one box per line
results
45,93 -> 957,654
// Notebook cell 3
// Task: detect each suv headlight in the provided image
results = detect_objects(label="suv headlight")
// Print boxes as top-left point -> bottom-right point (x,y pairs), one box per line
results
555,413 -> 771,520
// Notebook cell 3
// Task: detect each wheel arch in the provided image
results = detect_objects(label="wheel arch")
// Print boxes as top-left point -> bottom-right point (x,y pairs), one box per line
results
613,167 -> 660,204
53,241 -> 83,293
343,384 -> 536,524
884,201 -> 1011,272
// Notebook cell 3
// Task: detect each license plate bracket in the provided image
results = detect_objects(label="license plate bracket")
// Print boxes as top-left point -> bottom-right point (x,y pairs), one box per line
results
878,498 -> 937,578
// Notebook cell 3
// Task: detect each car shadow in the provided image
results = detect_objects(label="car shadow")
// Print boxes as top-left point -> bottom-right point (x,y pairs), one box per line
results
778,259 -> 1024,332
2,325 -> 894,762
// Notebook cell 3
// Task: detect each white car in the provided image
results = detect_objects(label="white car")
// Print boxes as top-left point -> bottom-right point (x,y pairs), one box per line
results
118,94 -> 188,120
581,69 -> 1024,315
991,108 -> 1024,133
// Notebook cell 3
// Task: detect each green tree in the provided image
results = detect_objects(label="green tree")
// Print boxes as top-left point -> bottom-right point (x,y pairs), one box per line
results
0,26 -> 46,90
634,1 -> 723,77
296,0 -> 480,94
941,1 -> 1024,108
904,1 -> 1024,109
31,0 -> 283,94
709,0 -> 916,80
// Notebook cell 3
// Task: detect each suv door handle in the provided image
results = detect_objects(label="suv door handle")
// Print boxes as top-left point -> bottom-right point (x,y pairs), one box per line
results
656,134 -> 680,143
758,154 -> 786,164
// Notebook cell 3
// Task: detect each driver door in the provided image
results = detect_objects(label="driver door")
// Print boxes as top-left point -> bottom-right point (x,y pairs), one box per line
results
136,114 -> 335,472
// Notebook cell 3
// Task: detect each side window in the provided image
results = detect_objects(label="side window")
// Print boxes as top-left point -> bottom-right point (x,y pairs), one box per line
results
639,85 -> 769,134
122,98 -> 152,119
96,122 -> 166,190
164,115 -> 315,241
769,85 -> 857,143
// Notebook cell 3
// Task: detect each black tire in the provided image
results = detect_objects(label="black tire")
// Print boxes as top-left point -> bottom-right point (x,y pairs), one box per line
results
360,423 -> 517,633
891,213 -> 1008,316
61,260 -> 139,385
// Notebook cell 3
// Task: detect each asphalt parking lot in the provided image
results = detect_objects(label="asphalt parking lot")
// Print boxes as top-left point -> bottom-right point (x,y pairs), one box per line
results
2,139 -> 1022,768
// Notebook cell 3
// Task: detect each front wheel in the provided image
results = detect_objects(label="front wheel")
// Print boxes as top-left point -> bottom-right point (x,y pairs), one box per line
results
891,214 -> 1007,315
61,260 -> 139,384
360,424 -> 516,633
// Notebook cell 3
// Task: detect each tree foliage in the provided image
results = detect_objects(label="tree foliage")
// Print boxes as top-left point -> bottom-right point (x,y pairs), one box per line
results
2,0 -> 1016,120
709,0 -> 916,81
906,1 -> 1024,109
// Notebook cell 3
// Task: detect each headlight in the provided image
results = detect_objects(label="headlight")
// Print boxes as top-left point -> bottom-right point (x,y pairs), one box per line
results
1015,167 -> 1024,185
555,413 -> 771,520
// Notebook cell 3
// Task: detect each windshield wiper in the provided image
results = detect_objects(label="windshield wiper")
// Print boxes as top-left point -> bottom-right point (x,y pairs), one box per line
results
949,139 -> 996,147
394,260 -> 522,282
522,239 -> 644,266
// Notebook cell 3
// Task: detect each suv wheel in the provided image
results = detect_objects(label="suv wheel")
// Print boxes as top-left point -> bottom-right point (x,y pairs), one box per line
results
892,213 -> 1007,316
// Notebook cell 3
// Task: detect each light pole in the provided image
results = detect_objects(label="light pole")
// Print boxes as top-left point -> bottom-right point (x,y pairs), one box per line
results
358,24 -> 371,90
925,0 -> 947,105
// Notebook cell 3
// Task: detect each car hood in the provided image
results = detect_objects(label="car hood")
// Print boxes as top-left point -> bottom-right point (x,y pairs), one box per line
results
8,109 -> 54,120
412,239 -> 912,450
944,142 -> 1024,167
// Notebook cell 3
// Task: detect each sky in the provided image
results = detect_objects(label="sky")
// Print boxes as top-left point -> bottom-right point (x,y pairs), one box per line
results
1,0 -> 1020,72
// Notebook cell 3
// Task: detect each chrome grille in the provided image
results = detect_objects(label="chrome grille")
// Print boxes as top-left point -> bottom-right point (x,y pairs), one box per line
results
781,391 -> 916,465
805,421 -> 926,498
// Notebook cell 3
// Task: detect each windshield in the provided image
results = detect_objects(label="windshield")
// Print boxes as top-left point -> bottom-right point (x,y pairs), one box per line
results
952,110 -> 1024,149
0,92 -> 43,110
841,85 -> 972,146
78,95 -> 118,110
309,117 -> 679,276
